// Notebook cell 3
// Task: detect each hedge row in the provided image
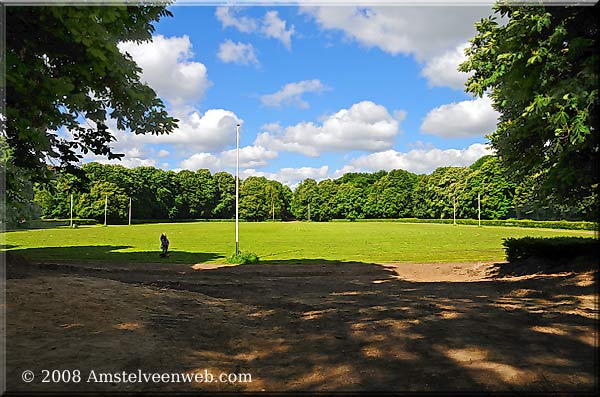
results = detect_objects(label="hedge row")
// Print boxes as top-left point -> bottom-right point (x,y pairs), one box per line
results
21,218 -> 99,228
21,217 -> 599,231
334,218 -> 597,231
503,236 -> 599,262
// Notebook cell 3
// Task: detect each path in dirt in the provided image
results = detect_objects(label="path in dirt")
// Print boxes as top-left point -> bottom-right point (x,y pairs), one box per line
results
4,259 -> 597,393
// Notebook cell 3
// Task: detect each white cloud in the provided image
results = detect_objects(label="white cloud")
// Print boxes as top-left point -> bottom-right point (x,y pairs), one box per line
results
349,143 -> 493,174
97,157 -> 158,169
330,164 -> 361,180
143,108 -> 241,152
240,166 -> 330,189
80,129 -> 158,168
301,6 -> 491,61
260,122 -> 282,132
260,79 -> 329,109
221,145 -> 278,168
215,7 -> 257,33
73,119 -> 157,168
301,6 -> 493,91
393,109 -> 407,122
180,145 -> 278,171
118,35 -> 211,106
421,43 -> 472,90
215,7 -> 295,49
74,107 -> 242,168
217,40 -> 259,66
255,101 -> 400,157
420,96 -> 499,138
261,11 -> 295,50
179,152 -> 219,171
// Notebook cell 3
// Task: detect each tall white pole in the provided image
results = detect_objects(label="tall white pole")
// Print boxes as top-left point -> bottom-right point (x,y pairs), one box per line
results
104,195 -> 108,226
128,197 -> 132,226
453,196 -> 456,225
70,194 -> 73,227
478,192 -> 481,227
235,123 -> 240,255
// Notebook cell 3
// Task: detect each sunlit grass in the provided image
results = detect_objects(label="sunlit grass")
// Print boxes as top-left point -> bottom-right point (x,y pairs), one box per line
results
2,221 -> 594,264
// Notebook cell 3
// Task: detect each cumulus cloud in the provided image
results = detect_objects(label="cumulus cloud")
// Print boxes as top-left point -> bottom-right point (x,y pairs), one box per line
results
217,40 -> 259,66
215,7 -> 295,49
77,130 -> 154,169
260,79 -> 329,109
260,122 -> 282,132
349,143 -> 493,174
420,96 -> 499,138
93,156 -> 158,168
421,43 -> 472,90
215,6 -> 258,33
72,101 -> 245,171
70,118 -> 155,167
301,6 -> 491,61
142,108 -> 241,152
240,166 -> 330,189
179,152 -> 219,171
118,35 -> 211,106
255,101 -> 401,156
301,6 -> 493,91
180,145 -> 278,171
262,11 -> 295,50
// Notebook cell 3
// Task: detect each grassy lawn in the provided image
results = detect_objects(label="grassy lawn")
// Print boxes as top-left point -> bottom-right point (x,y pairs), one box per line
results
2,221 -> 595,264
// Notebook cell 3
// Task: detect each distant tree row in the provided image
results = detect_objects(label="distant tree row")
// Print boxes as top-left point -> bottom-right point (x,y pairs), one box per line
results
33,155 -> 596,223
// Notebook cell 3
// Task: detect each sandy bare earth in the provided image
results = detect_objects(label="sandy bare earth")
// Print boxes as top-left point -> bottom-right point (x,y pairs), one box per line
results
3,256 -> 598,393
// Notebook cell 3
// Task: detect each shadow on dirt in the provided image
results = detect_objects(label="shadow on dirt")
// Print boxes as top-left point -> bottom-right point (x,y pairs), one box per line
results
169,262 -> 597,392
5,254 -> 598,393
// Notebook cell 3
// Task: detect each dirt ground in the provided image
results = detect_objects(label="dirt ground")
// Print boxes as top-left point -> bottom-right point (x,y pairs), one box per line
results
3,255 -> 598,393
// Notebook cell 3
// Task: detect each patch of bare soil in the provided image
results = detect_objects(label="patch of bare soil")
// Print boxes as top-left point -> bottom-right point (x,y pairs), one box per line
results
4,256 -> 598,393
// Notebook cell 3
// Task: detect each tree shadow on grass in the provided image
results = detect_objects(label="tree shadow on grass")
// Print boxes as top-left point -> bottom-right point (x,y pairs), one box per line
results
6,245 -> 224,266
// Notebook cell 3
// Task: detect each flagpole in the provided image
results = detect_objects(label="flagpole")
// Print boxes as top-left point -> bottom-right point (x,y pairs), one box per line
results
235,123 -> 240,256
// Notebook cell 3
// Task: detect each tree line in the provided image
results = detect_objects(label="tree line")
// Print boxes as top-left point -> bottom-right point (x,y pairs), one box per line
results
33,155 -> 596,223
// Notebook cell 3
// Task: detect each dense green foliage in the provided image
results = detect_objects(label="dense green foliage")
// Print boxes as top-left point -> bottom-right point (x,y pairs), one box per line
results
227,251 -> 260,265
3,5 -> 177,225
503,236 -> 599,262
32,155 -> 595,223
460,4 -> 598,207
337,218 -> 597,231
1,138 -> 42,225
3,221 -> 593,265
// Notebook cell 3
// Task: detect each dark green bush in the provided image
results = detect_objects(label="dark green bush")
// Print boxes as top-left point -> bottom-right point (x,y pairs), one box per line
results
503,236 -> 599,262
347,218 -> 596,231
227,251 -> 259,265
33,218 -> 98,227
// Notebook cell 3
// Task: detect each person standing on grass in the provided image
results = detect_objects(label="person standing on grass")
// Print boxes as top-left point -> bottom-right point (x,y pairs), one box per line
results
160,233 -> 169,257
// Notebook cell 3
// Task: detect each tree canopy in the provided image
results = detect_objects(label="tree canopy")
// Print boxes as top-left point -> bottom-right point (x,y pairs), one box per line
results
4,5 -> 177,197
31,157 -> 596,224
460,4 -> 598,206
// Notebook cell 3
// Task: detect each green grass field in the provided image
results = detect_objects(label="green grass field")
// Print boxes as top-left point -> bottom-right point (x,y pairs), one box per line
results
2,221 -> 595,264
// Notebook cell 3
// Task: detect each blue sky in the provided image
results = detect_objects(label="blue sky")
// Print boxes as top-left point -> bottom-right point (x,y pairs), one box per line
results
84,4 -> 501,187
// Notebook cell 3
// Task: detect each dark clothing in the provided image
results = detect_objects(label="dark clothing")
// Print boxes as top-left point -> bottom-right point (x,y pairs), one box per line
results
160,234 -> 169,256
